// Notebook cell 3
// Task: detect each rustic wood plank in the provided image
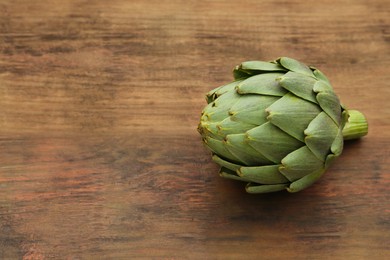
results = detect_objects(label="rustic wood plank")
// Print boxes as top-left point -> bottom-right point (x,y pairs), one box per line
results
0,0 -> 389,259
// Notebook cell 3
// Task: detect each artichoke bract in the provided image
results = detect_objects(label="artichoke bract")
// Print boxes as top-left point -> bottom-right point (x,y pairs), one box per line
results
198,57 -> 368,193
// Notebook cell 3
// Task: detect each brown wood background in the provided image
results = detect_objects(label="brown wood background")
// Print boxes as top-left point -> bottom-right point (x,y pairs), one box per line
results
0,0 -> 389,259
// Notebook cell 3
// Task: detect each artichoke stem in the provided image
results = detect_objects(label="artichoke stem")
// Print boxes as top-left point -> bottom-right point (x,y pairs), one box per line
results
342,110 -> 368,140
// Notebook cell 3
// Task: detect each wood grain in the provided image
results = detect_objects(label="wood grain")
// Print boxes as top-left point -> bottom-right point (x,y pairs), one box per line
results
0,0 -> 389,259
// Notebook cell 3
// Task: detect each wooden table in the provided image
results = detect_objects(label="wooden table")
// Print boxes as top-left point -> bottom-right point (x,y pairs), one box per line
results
1,1 -> 389,259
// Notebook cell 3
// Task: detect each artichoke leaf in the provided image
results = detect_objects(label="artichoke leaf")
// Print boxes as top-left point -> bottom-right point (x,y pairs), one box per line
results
325,127 -> 344,167
204,136 -> 241,163
229,95 -> 278,125
206,80 -> 243,103
218,117 -> 256,136
266,93 -> 321,142
325,129 -> 344,167
278,57 -> 314,77
214,80 -> 243,97
314,81 -> 341,125
203,91 -> 240,122
225,134 -> 273,166
239,61 -> 287,72
198,121 -> 224,140
278,72 -> 317,103
340,109 -> 349,130
220,167 -> 252,182
312,68 -> 331,84
238,165 -> 289,184
323,154 -> 337,170
247,122 -> 303,163
236,73 -> 287,96
304,112 -> 340,162
212,155 -> 243,171
312,76 -> 333,92
233,68 -> 252,80
279,146 -> 324,182
246,183 -> 289,193
287,168 -> 325,193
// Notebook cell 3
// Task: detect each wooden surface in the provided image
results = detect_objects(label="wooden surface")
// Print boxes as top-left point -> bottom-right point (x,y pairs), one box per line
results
0,0 -> 389,259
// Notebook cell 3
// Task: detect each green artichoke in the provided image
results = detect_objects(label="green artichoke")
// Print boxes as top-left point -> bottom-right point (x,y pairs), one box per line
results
198,57 -> 368,193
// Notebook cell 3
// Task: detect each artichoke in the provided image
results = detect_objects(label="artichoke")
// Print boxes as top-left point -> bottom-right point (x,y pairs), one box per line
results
198,57 -> 368,193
